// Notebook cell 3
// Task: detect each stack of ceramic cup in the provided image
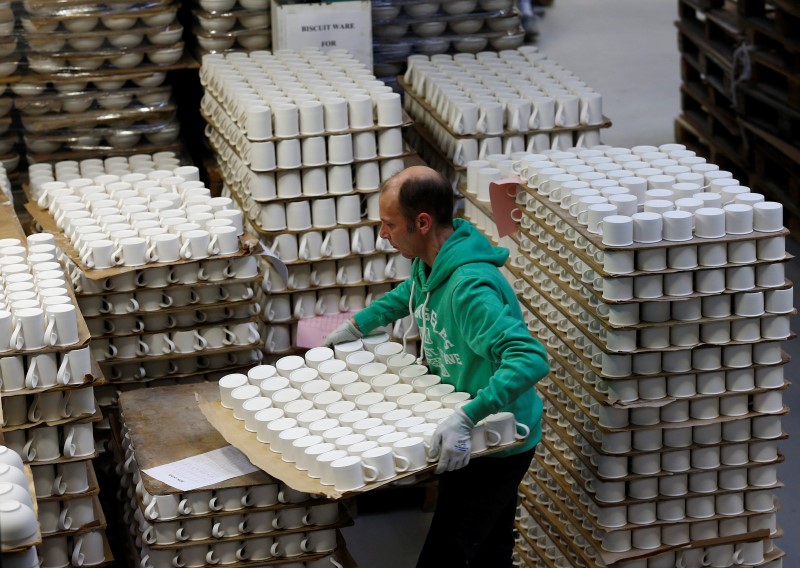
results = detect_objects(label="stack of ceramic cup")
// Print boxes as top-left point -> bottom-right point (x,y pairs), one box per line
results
219,337 -> 529,491
401,46 -> 609,187
189,0 -> 270,58
112,409 -> 352,567
499,144 -> 789,567
372,0 -> 524,87
0,232 -> 113,567
0,0 -> 187,164
199,48 -> 419,358
25,154 -> 266,388
0,444 -> 41,567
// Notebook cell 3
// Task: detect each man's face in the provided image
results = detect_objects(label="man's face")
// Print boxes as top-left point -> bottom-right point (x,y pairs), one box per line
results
378,189 -> 424,259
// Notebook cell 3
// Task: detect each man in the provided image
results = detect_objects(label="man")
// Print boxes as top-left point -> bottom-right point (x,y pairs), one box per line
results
324,166 -> 550,567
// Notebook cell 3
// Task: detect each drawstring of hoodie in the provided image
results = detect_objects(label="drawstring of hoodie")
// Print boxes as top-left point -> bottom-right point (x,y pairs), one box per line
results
404,280 -> 430,365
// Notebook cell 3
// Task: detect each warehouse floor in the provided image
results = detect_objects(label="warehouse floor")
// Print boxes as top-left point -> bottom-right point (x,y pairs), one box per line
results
342,1 -> 799,565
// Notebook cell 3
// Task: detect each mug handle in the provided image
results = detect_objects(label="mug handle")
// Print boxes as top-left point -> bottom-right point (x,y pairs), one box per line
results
44,318 -> 57,346
128,298 -> 140,313
143,526 -> 156,545
27,397 -> 42,422
554,103 -> 565,127
145,499 -> 159,520
315,298 -> 326,316
528,107 -> 539,130
194,310 -> 207,323
179,241 -> 192,259
71,535 -> 84,566
384,258 -> 396,280
211,522 -> 225,538
146,245 -> 158,263
189,290 -> 200,305
175,527 -> 189,542
160,295 -> 174,308
59,507 -> 73,530
235,545 -> 248,562
136,341 -> 150,357
238,518 -> 251,534
393,454 -> 411,473
515,422 -> 530,440
178,499 -> 191,515
172,554 -> 186,568
10,324 -> 23,350
299,238 -> 309,260
53,474 -> 67,495
320,234 -> 332,257
22,439 -> 35,462
25,359 -> 39,389
63,429 -> 76,458
208,236 -> 220,256
218,287 -> 230,301
60,392 -> 73,418
270,542 -> 282,558
134,318 -> 146,333
362,463 -> 379,483
194,333 -> 209,351
164,337 -> 176,354
336,267 -> 347,285
209,496 -> 223,511
205,551 -> 220,565
486,429 -> 502,447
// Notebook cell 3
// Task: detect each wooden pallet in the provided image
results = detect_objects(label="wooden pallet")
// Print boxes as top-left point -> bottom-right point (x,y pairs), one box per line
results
673,115 -> 749,180
738,0 -> 800,54
739,117 -> 800,233
744,44 -> 800,110
680,82 -> 746,159
734,82 -> 800,147
679,0 -> 744,54
676,19 -> 740,103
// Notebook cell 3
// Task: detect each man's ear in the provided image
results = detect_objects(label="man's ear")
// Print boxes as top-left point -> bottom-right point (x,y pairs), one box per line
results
417,212 -> 433,234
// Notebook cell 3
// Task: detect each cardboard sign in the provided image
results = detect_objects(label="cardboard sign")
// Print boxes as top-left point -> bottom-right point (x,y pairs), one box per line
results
296,312 -> 357,348
489,177 -> 523,237
272,1 -> 373,68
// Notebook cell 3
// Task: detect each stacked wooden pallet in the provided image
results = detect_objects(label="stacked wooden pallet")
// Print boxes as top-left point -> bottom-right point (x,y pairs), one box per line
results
675,0 -> 800,235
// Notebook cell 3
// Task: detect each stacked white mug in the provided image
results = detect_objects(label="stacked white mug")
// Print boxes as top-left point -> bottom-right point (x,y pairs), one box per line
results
465,143 -> 788,567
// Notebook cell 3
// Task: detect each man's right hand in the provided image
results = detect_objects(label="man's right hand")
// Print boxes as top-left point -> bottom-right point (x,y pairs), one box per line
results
322,320 -> 363,347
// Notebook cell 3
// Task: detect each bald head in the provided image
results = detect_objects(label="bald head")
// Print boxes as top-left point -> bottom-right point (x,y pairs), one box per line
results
380,166 -> 453,231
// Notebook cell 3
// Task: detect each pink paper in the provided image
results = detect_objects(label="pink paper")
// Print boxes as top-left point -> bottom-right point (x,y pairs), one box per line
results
489,177 -> 523,237
295,312 -> 357,348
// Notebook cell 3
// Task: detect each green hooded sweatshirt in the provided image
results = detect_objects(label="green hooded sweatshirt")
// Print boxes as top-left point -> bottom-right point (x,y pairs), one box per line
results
354,219 -> 550,457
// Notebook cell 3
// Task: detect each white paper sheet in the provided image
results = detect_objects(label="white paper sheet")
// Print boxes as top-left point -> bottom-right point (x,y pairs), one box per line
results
142,446 -> 260,491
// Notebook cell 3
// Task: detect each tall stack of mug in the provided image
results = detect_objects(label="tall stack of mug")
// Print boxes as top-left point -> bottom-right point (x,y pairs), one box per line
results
199,48 -> 420,357
401,46 -> 609,188
0,0 -> 186,167
189,0 -> 270,58
112,404 -> 352,567
0,444 -> 41,567
26,154 -> 266,392
0,227 -> 113,568
495,144 -> 789,567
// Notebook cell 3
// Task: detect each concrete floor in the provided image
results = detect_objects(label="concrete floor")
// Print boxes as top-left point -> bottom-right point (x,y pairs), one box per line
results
344,1 -> 798,565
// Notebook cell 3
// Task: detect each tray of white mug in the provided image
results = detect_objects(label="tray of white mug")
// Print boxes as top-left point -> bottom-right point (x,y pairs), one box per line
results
540,382 -> 790,454
516,219 -> 794,278
0,358 -> 104,399
38,493 -> 106,539
82,295 -> 259,324
95,328 -> 264,366
519,289 -> 795,375
540,412 -> 787,483
536,432 -> 785,510
398,76 -> 612,140
205,119 -> 415,173
521,183 -> 791,252
197,389 -> 526,500
509,258 -> 797,335
0,461 -> 41,553
1,405 -> 103,434
545,370 -> 790,435
202,90 -> 413,143
36,460 -> 100,503
20,105 -> 177,134
24,202 -> 261,280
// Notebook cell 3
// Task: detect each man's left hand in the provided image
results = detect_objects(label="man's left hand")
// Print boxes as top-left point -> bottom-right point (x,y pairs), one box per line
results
430,409 -> 474,474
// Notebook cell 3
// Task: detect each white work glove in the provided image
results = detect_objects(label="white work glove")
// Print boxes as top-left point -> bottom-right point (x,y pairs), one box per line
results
430,409 -> 474,474
322,320 -> 362,347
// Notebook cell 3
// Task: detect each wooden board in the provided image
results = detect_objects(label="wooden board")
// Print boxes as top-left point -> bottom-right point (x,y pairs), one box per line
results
120,382 -> 275,496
